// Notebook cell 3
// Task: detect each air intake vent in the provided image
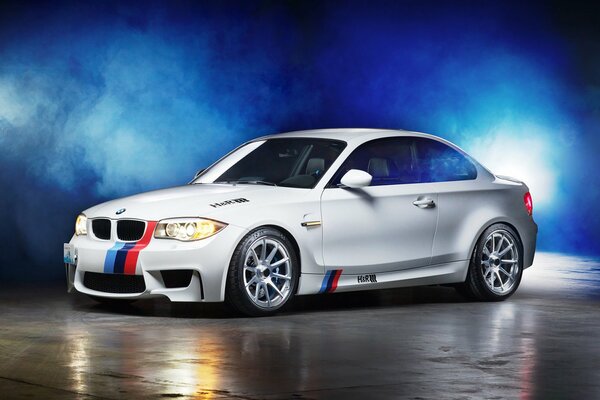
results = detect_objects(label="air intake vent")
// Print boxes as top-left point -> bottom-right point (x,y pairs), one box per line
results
83,272 -> 146,294
117,220 -> 146,241
161,270 -> 194,288
91,219 -> 111,240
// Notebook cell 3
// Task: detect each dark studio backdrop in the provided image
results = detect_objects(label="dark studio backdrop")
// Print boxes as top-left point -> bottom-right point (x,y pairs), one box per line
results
0,0 -> 598,283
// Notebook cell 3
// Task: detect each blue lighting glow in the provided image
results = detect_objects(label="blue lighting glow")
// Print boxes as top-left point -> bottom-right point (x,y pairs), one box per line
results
0,1 -> 597,281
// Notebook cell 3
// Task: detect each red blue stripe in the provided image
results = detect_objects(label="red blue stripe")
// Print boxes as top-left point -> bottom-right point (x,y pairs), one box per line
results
103,221 -> 157,275
319,269 -> 343,293
123,221 -> 157,275
103,242 -> 126,273
113,242 -> 137,274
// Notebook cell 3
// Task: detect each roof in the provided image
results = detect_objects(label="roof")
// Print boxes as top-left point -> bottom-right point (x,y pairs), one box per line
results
256,128 -> 435,142
248,128 -> 492,177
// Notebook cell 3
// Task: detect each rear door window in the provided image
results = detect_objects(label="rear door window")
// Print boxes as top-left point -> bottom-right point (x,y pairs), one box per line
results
413,138 -> 477,182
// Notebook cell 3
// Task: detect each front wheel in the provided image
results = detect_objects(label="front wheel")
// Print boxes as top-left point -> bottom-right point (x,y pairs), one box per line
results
457,224 -> 523,301
226,227 -> 299,316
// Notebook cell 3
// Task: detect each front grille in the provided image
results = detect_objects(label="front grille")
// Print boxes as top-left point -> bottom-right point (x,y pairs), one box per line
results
83,272 -> 146,294
117,220 -> 146,241
161,270 -> 194,288
92,219 -> 111,240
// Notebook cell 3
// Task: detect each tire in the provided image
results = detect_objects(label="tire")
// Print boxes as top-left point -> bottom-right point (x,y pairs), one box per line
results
226,227 -> 299,316
457,223 -> 523,301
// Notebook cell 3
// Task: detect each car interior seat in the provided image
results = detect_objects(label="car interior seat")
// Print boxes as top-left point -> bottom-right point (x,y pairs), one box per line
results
306,158 -> 325,177
368,157 -> 401,185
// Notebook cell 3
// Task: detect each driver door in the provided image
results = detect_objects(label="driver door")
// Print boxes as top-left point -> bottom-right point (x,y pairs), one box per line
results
321,137 -> 438,274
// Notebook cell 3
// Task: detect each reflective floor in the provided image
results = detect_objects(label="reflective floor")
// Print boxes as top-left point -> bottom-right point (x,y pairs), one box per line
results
1,252 -> 599,399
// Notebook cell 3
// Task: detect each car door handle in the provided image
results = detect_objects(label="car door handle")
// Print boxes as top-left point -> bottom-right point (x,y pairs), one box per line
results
413,198 -> 436,208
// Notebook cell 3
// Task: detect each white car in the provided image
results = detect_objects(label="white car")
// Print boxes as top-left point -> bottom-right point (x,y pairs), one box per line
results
64,129 -> 537,316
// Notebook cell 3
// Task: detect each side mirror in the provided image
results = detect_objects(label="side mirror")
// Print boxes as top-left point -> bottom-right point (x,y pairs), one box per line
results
194,168 -> 206,179
340,169 -> 372,188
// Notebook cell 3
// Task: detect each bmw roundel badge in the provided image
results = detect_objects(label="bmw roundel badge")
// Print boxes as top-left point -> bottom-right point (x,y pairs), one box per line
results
116,208 -> 126,215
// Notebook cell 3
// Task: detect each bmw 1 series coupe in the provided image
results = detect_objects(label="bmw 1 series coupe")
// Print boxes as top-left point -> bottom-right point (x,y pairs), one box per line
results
64,129 -> 537,316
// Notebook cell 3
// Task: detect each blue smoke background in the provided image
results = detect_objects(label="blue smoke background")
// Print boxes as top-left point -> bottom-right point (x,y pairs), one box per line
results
0,0 -> 598,282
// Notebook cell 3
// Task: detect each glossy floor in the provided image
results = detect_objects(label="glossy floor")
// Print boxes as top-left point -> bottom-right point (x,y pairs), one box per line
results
0,252 -> 599,399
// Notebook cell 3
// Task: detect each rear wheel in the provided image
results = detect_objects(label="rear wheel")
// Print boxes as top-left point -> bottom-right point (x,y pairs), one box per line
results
457,224 -> 523,301
226,227 -> 299,316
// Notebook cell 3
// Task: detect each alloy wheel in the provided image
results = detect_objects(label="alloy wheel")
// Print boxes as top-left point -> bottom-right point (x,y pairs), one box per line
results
481,230 -> 520,295
242,237 -> 292,309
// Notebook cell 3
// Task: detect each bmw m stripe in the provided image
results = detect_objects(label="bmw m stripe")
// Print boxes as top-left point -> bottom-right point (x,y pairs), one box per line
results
102,221 -> 157,275
113,242 -> 137,274
319,269 -> 343,293
319,270 -> 333,293
123,221 -> 157,275
103,241 -> 126,273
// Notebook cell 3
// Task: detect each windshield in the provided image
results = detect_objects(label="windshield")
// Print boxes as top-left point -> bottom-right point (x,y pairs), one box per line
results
212,138 -> 346,188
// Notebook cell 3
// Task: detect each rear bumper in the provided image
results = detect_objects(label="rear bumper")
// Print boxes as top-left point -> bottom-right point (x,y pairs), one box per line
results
520,218 -> 538,269
65,224 -> 247,302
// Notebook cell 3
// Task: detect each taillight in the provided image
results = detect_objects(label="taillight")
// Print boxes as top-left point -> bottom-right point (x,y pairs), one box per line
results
524,192 -> 533,216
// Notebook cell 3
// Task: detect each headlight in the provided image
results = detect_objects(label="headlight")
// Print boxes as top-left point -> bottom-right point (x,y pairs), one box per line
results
75,214 -> 87,236
154,218 -> 227,241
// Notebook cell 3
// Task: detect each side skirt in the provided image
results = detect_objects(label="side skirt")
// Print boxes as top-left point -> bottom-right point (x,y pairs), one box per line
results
296,260 -> 469,296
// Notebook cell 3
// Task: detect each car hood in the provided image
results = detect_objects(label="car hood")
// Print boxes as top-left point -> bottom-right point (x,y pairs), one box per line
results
83,184 -> 278,221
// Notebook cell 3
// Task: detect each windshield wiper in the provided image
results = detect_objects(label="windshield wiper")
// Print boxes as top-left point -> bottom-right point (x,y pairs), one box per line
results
214,180 -> 278,186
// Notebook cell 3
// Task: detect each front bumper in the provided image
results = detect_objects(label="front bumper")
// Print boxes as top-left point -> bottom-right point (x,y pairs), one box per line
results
65,224 -> 247,302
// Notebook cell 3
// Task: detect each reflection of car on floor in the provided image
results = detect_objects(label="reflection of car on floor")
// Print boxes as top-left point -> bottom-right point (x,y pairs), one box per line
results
64,129 -> 537,316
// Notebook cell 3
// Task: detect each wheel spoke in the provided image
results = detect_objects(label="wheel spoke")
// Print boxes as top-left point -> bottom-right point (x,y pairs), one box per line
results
254,282 -> 261,302
272,272 -> 291,280
270,256 -> 289,268
498,267 -> 511,278
260,239 -> 267,261
492,234 -> 497,252
250,248 -> 260,265
484,267 -> 492,277
483,246 -> 491,256
490,271 -> 496,287
499,243 -> 514,257
264,282 -> 271,307
496,271 -> 504,291
245,276 -> 258,288
497,235 -> 506,252
266,243 -> 279,263
501,259 -> 517,264
268,280 -> 284,299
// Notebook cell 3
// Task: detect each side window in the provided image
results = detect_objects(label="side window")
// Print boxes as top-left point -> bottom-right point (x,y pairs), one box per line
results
330,137 -> 419,186
413,138 -> 477,182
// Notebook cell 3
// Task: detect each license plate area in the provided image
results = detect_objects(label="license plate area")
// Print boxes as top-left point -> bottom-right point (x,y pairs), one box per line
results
63,243 -> 77,265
